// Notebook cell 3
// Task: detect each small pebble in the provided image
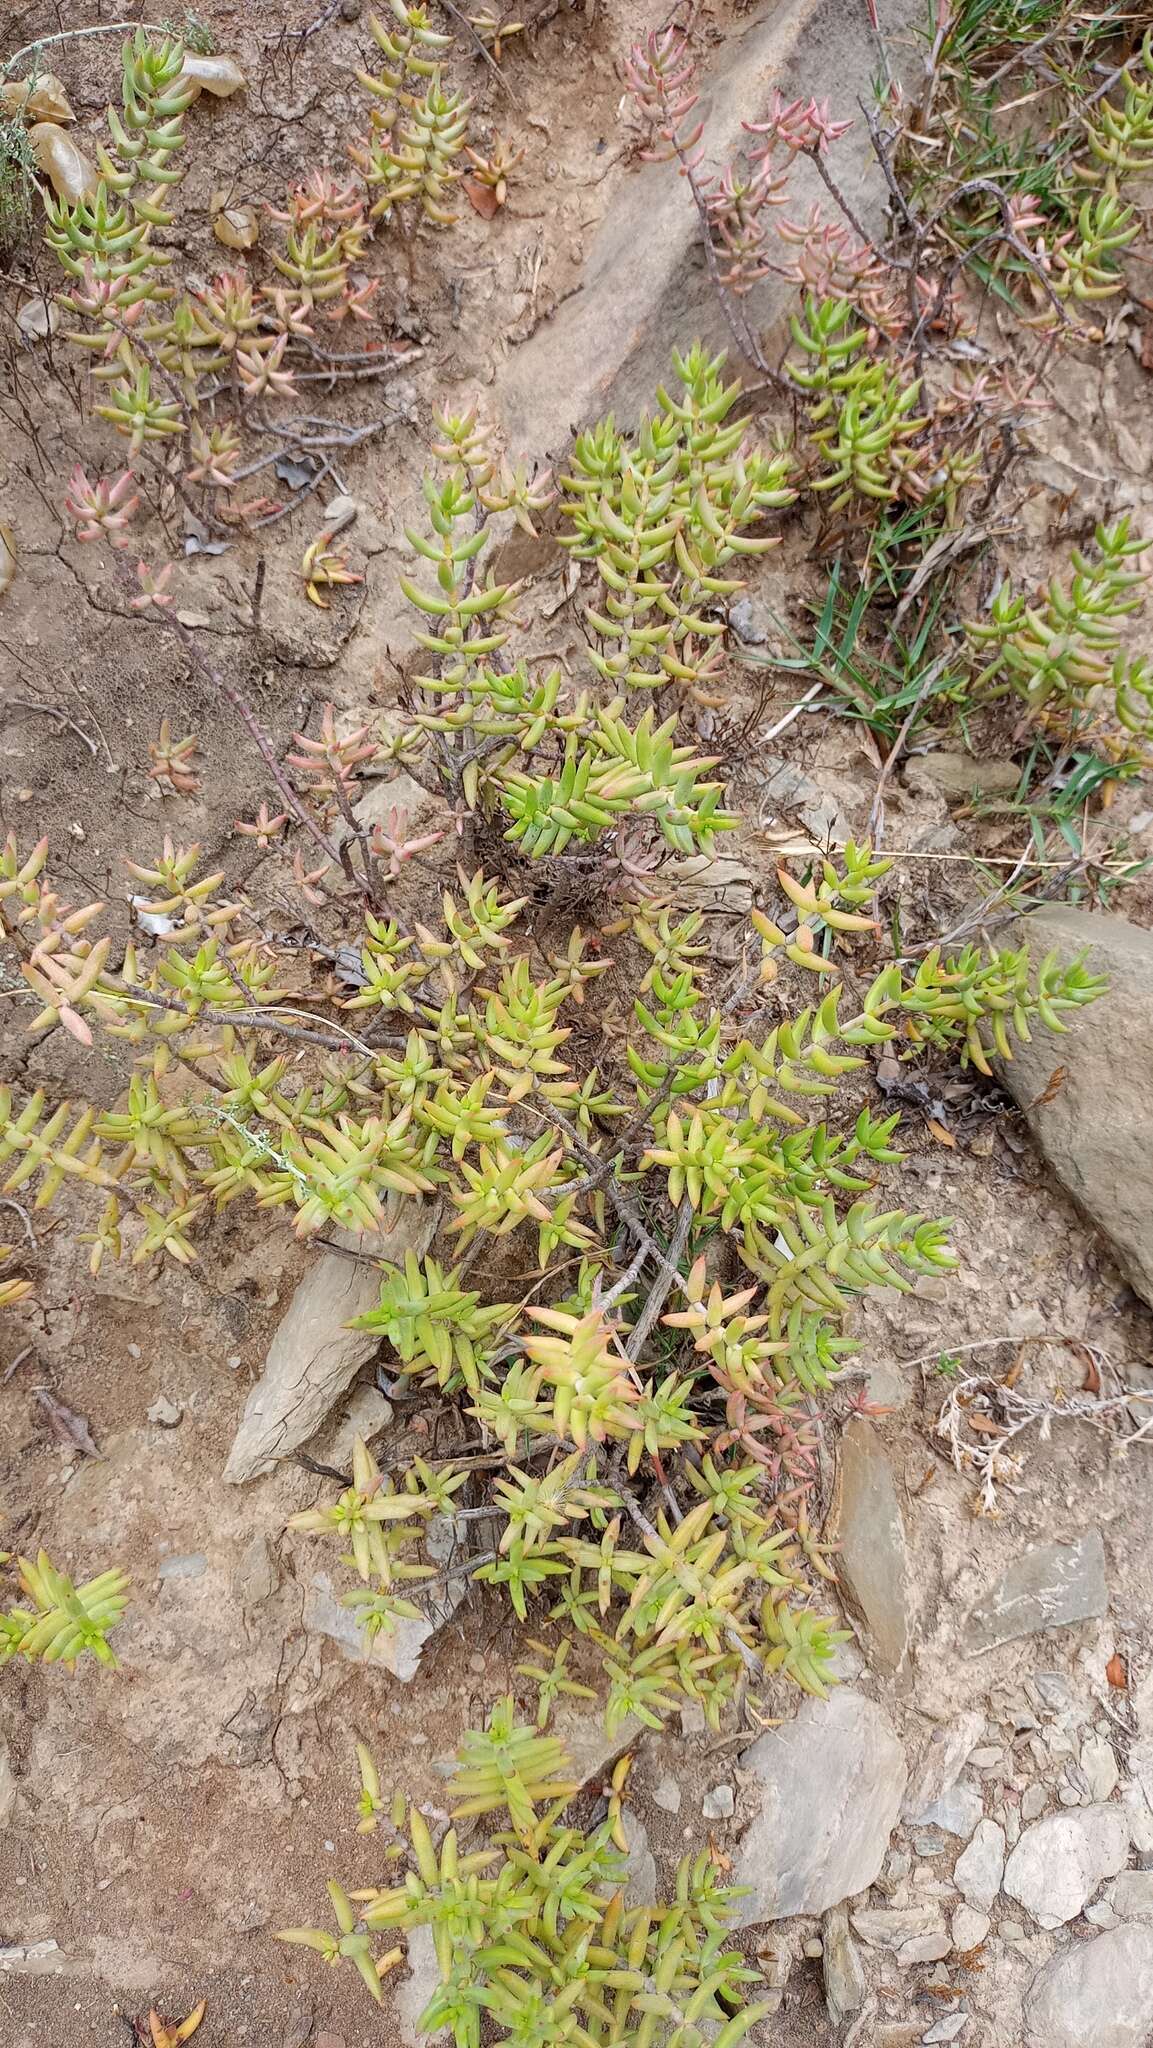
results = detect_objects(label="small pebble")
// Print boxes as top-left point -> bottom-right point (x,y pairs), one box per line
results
728,597 -> 768,645
921,2016 -> 968,2046
951,1905 -> 990,1952
702,1784 -> 734,1820
468,1654 -> 485,1673
147,1395 -> 183,1428
1080,1732 -> 1119,1803
653,1776 -> 682,1815
323,492 -> 361,535
1083,1901 -> 1117,1929
157,1553 -> 207,1580
679,1703 -> 706,1737
1021,1784 -> 1046,1821
969,1747 -> 1005,1770
127,1343 -> 142,1359
802,1937 -> 823,1958
898,1933 -> 952,1967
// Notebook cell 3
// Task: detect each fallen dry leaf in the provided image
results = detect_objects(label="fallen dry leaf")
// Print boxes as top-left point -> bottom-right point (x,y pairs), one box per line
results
0,522 -> 15,601
27,120 -> 97,201
926,1116 -> 956,1148
214,205 -> 259,251
463,176 -> 500,219
1106,1651 -> 1128,1689
966,1413 -> 1003,1438
1,72 -> 75,121
179,52 -> 246,96
1001,1342 -> 1029,1390
744,1700 -> 784,1730
16,295 -> 60,342
1078,1347 -> 1101,1395
34,1387 -> 100,1458
1028,1065 -> 1066,1110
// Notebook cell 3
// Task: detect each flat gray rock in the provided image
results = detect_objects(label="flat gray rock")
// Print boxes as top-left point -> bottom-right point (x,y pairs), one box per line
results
916,1783 -> 985,1840
549,1704 -> 644,1791
822,1904 -> 866,2024
1111,1871 -> 1153,1922
904,1712 -> 984,1820
494,0 -> 924,453
1001,906 -> 1153,1306
922,2018 -> 971,2047
903,752 -> 1022,798
622,1809 -> 657,1906
953,1819 -> 1005,1910
231,1532 -> 279,1611
157,1552 -> 207,1580
653,1775 -> 681,1815
734,1689 -> 907,1922
898,1932 -> 951,1967
304,1510 -> 469,1682
758,757 -> 852,851
660,852 -> 754,913
965,1531 -> 1108,1654
1004,1806 -> 1131,1927
834,1419 -> 911,1676
703,1783 -> 735,1820
1026,1925 -> 1153,2048
952,1905 -> 991,1951
0,1938 -> 78,1976
1081,1733 -> 1120,1804
307,1383 -> 394,1471
224,1207 -> 438,1483
393,1923 -> 445,2046
851,1906 -> 944,1950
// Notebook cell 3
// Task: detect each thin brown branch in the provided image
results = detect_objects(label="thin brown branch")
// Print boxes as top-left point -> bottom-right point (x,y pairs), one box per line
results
1,697 -> 99,759
158,609 -> 343,871
624,1199 -> 694,1363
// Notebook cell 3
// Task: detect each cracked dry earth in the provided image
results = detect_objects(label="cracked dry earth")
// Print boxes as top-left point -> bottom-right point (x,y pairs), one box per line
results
5,2 -> 1153,2048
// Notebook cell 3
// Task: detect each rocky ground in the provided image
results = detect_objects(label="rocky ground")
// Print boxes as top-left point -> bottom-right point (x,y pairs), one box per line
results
3,1 -> 1153,2046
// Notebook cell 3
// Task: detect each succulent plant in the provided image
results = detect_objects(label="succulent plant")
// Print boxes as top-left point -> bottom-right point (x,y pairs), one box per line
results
288,1711 -> 773,2037
1,1550 -> 130,1670
966,516 -> 1153,753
